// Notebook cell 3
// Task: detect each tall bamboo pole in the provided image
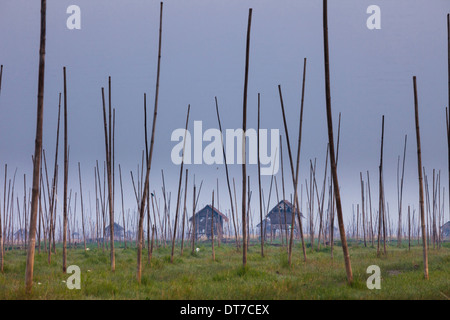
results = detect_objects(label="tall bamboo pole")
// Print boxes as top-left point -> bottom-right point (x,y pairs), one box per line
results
322,0 -> 352,284
214,97 -> 239,250
47,93 -> 61,262
0,173 -> 3,273
280,136 -> 288,248
360,172 -> 366,247
211,190 -> 215,262
143,94 -> 152,257
180,169 -> 188,255
447,14 -> 450,224
398,135 -> 407,246
278,61 -> 308,264
137,1 -> 163,283
0,64 -> 3,94
408,205 -> 411,251
191,184 -> 196,254
62,67 -> 69,273
25,0 -> 46,293
101,84 -> 115,271
367,171 -> 374,246
171,105 -> 190,263
78,163 -> 86,251
330,113 -> 341,258
241,8 -> 252,268
316,147 -> 328,250
257,93 -> 264,257
377,116 -> 385,257
119,165 -> 126,248
447,107 -> 450,224
294,58 -> 307,258
413,76 -> 429,280
278,86 -> 306,264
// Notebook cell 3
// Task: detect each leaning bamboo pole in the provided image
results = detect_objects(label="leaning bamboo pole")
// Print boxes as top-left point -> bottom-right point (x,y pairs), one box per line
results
315,148 -> 328,250
0,173 -> 2,273
171,105 -> 190,263
25,0 -> 46,293
447,14 -> 450,224
279,85 -> 306,264
0,64 -> 3,94
377,116 -> 385,257
330,113 -> 341,258
257,93 -> 265,257
211,190 -> 215,262
180,169 -> 188,256
78,163 -> 87,251
295,58 -> 308,258
367,171 -> 374,246
214,97 -> 239,250
412,76 -> 429,280
2,166 -> 6,260
241,8 -> 252,268
278,61 -> 308,264
447,107 -> 450,224
42,151 -> 51,252
191,184 -> 196,254
137,1 -> 163,283
278,86 -> 306,264
101,83 -> 115,271
397,135 -> 407,246
280,136 -> 288,249
119,165 -> 127,249
322,0 -> 352,284
62,66 -> 69,273
408,205 -> 411,251
360,172 -> 366,247
143,94 -> 151,256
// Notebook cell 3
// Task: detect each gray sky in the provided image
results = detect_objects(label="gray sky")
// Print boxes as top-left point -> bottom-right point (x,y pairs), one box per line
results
0,0 -> 449,230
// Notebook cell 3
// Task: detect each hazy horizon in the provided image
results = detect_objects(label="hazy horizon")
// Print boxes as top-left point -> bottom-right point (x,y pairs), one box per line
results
0,0 -> 449,234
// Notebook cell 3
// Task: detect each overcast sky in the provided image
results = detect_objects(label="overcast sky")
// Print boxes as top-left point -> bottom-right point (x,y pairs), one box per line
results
0,0 -> 449,230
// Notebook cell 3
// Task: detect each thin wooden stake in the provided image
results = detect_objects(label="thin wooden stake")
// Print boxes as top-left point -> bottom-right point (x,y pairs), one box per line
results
180,169 -> 188,255
241,8 -> 252,268
214,97 -> 239,250
377,116 -> 385,257
323,0 -> 352,284
25,0 -> 46,293
257,93 -> 265,257
413,76 -> 429,280
211,190 -> 215,262
78,162 -> 86,251
171,105 -> 190,263
137,1 -> 163,283
62,67 -> 69,273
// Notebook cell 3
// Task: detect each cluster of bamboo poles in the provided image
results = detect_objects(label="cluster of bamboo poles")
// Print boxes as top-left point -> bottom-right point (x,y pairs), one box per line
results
0,1 -> 448,293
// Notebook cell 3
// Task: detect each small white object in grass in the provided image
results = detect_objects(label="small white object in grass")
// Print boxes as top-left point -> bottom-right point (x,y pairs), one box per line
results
196,248 -> 200,252
86,248 -> 90,251
62,280 -> 66,283
87,270 -> 91,272
38,282 -> 42,285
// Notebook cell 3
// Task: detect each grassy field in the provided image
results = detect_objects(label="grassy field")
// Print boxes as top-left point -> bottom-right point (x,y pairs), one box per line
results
0,239 -> 448,300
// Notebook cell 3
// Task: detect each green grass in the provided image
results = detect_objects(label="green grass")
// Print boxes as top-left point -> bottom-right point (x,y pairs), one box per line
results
0,240 -> 448,299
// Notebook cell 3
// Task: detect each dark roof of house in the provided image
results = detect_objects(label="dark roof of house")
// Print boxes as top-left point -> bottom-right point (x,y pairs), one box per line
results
189,205 -> 229,222
14,229 -> 26,235
267,200 -> 304,219
104,222 -> 124,232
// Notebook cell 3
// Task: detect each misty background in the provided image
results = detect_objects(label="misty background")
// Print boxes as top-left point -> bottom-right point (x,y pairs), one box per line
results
0,0 -> 449,233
